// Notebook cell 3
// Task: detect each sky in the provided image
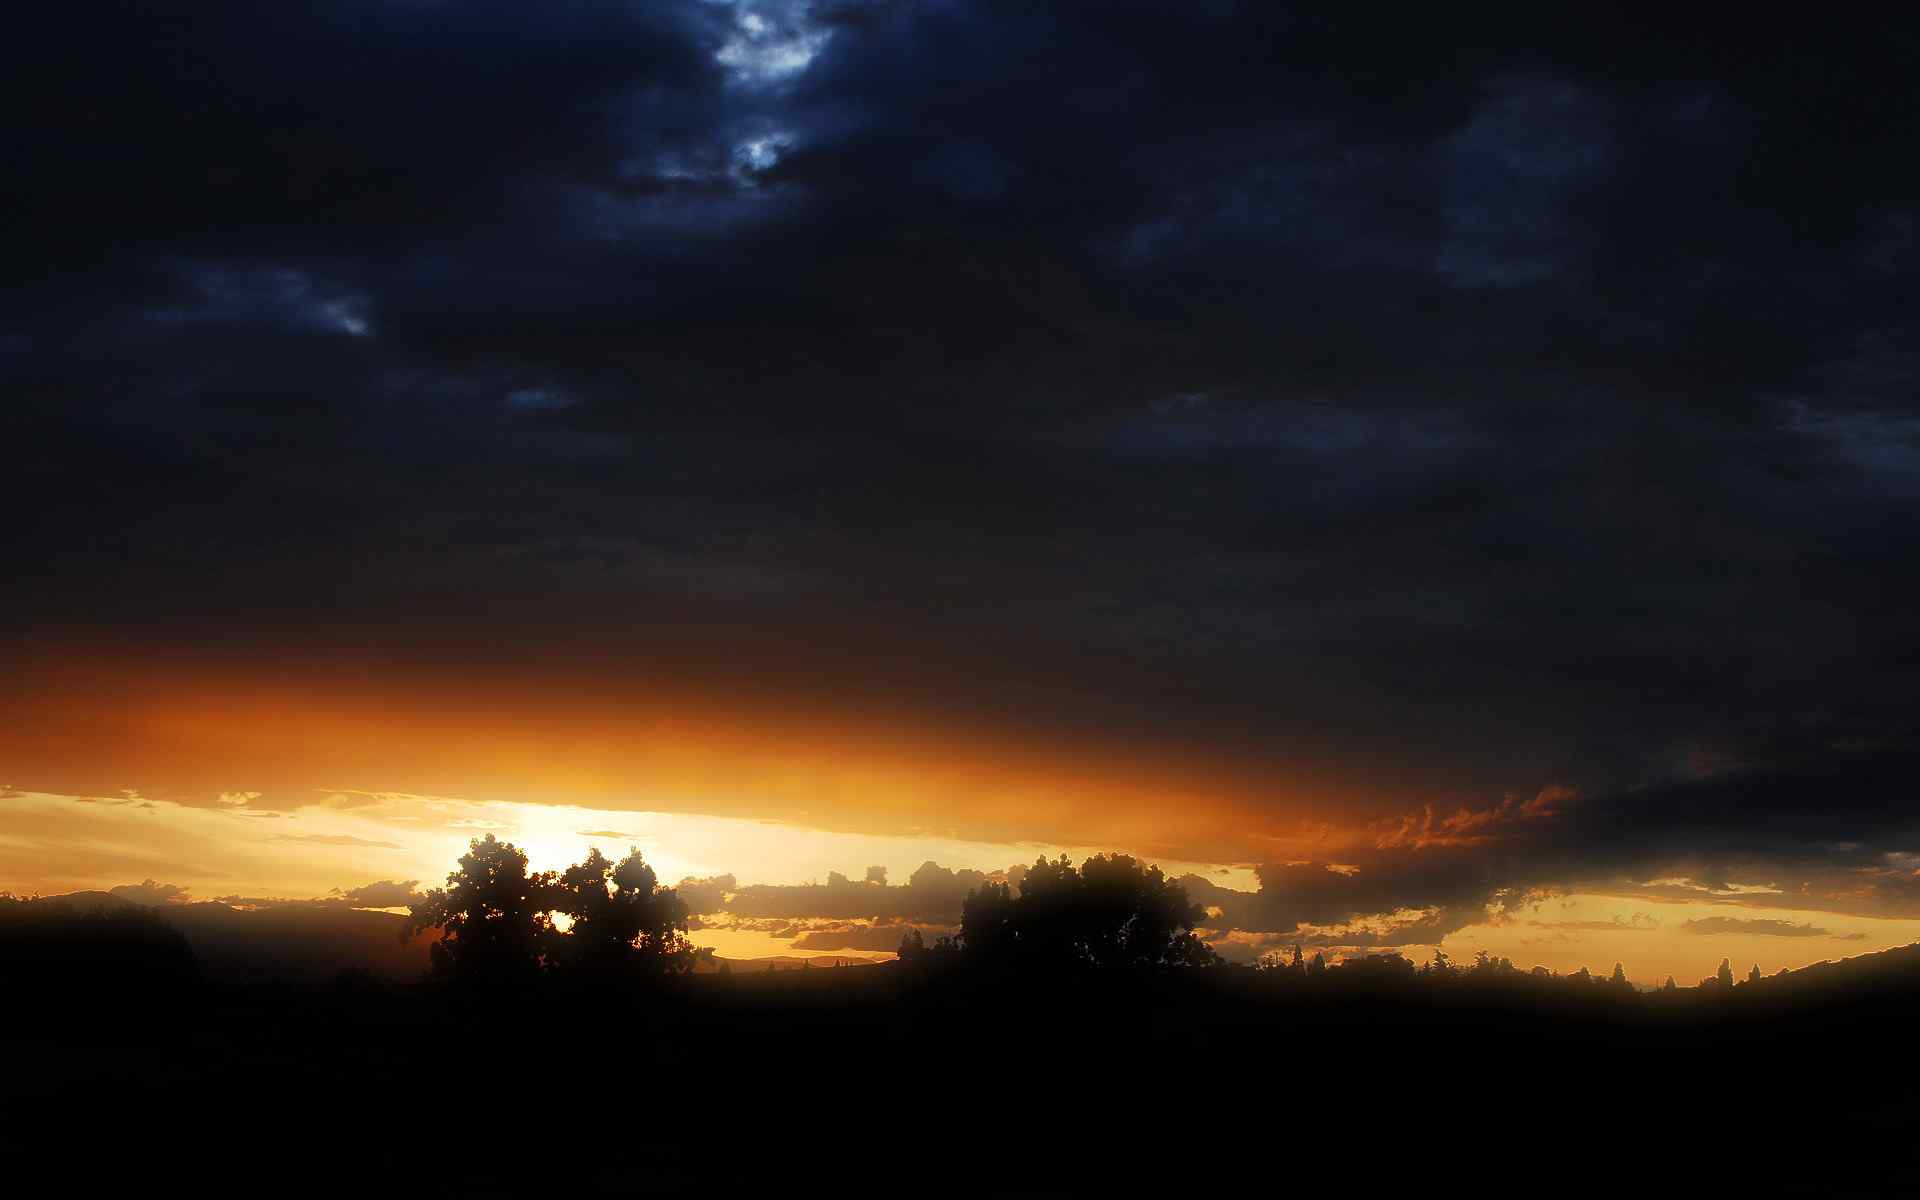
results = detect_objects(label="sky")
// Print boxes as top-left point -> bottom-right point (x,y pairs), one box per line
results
4,2 -> 1918,981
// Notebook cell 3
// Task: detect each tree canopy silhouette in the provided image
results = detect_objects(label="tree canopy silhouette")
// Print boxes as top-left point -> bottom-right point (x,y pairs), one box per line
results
404,834 -> 555,987
550,846 -> 696,977
947,853 -> 1219,969
403,834 -> 693,986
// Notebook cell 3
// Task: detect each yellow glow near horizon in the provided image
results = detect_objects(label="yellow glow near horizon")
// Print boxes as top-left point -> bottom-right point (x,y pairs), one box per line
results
7,786 -> 1917,977
0,787 -> 1255,960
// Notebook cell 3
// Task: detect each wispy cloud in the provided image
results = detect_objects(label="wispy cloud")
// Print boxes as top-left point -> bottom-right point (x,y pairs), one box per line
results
1682,917 -> 1829,938
271,834 -> 405,850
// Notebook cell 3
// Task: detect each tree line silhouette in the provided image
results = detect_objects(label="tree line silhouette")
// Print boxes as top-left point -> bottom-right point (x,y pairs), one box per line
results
0,834 -> 1843,1003
11,838 -> 1920,1196
391,835 -> 1796,999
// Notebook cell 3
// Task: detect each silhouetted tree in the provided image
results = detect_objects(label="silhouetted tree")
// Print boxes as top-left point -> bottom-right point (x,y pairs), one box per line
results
1469,950 -> 1518,979
953,854 -> 1219,969
1341,952 -> 1417,983
404,834 -> 556,986
1610,962 -> 1631,991
1717,957 -> 1736,991
1746,963 -> 1762,986
550,846 -> 696,977
1255,942 -> 1308,975
897,927 -> 926,961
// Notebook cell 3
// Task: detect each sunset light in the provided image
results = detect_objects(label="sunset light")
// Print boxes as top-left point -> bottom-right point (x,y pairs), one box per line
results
7,2 -> 1918,1194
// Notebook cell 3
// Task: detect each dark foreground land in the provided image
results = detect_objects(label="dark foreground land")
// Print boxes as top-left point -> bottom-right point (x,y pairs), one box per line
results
6,919 -> 1920,1199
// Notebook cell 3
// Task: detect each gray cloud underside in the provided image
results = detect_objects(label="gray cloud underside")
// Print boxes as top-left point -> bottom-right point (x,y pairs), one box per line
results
6,3 -> 1917,850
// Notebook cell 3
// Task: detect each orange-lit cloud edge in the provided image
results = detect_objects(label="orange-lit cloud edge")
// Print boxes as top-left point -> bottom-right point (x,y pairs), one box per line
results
0,644 -> 1369,863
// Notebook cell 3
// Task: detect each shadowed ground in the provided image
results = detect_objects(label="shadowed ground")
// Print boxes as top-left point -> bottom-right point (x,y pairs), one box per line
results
6,922 -> 1919,1197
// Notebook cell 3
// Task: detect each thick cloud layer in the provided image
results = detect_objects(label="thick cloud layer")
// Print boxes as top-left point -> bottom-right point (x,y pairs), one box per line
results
6,5 -> 1917,872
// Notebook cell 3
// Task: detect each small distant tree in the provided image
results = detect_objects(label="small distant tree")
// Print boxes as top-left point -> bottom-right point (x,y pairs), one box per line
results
1717,958 -> 1736,991
1307,951 -> 1327,978
897,927 -> 926,961
1662,976 -> 1677,992
1610,962 -> 1630,991
1746,964 -> 1762,986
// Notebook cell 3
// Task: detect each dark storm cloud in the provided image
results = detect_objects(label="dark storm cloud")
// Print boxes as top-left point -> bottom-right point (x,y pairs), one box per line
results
6,4 -> 1918,836
1182,747 -> 1920,937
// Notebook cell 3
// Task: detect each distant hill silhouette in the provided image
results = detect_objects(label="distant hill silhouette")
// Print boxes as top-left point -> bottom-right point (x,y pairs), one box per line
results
12,890 -> 435,982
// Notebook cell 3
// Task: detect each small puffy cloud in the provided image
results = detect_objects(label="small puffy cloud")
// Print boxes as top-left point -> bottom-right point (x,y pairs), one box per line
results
675,874 -> 739,914
110,879 -> 191,906
330,880 -> 423,909
714,2 -> 832,84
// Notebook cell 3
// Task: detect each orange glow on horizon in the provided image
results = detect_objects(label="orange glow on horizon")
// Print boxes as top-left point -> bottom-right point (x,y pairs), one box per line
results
0,639 -> 1369,866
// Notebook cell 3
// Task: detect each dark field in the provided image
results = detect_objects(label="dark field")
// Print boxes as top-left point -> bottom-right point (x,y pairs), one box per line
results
7,908 -> 1918,1198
